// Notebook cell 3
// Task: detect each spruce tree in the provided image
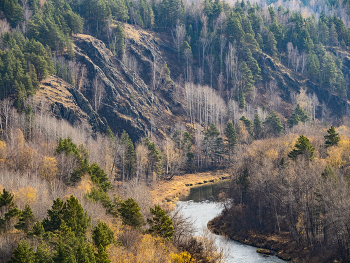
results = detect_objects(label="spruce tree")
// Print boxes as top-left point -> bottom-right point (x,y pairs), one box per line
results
325,126 -> 340,147
147,205 -> 175,241
288,135 -> 315,160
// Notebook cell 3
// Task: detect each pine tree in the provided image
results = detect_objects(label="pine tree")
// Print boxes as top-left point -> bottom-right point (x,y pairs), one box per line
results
203,123 -> 223,165
253,113 -> 262,139
225,121 -> 237,162
93,221 -> 115,248
106,126 -> 114,141
325,126 -> 340,147
226,12 -> 245,42
239,90 -> 246,109
42,198 -> 65,233
117,198 -> 144,228
240,61 -> 254,92
237,168 -> 249,204
10,241 -> 35,263
264,110 -> 283,136
265,31 -> 278,59
15,204 -> 36,233
89,163 -> 113,192
115,23 -> 125,59
288,104 -> 309,128
121,131 -> 136,180
307,52 -> 321,82
147,205 -> 175,241
145,137 -> 162,177
288,135 -> 315,160
96,244 -> 110,263
243,47 -> 261,81
63,195 -> 91,238
239,116 -> 253,135
35,242 -> 52,262
321,165 -> 336,181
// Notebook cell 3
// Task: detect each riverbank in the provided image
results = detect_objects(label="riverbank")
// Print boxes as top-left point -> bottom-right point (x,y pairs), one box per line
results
151,170 -> 232,204
208,215 -> 338,263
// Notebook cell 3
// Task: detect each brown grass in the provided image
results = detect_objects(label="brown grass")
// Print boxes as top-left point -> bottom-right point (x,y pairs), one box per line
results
151,170 -> 232,204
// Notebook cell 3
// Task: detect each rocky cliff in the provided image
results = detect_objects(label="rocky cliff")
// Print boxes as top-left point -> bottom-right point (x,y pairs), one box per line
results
36,23 -> 350,140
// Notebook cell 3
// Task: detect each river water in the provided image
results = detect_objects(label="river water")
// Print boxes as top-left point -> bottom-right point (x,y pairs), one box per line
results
176,181 -> 285,263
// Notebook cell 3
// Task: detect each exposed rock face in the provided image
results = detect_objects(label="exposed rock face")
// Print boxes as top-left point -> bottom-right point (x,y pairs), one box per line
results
72,31 -> 180,141
36,24 -> 350,140
36,76 -> 106,132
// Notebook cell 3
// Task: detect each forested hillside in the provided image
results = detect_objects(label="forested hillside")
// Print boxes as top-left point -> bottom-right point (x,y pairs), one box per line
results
1,0 -> 350,261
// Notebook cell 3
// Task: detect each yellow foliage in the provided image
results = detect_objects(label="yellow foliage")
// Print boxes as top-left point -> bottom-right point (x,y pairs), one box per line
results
170,252 -> 195,263
40,157 -> 58,181
265,148 -> 279,160
0,140 -> 6,159
14,186 -> 37,205
17,146 -> 38,171
77,175 -> 93,193
14,128 -> 24,148
107,233 -> 175,263
326,136 -> 350,168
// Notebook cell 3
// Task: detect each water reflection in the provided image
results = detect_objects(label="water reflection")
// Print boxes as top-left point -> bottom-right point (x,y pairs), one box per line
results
177,181 -> 286,263
180,180 -> 229,202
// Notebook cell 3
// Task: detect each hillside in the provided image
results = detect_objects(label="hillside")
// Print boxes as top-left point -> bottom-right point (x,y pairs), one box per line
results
2,0 -> 350,262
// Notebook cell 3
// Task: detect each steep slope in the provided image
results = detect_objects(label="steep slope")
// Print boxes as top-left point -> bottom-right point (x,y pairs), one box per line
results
35,75 -> 106,132
36,23 -> 350,141
72,32 -> 183,141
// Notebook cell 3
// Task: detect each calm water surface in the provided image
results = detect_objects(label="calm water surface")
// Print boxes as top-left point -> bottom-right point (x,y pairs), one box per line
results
176,182 -> 286,263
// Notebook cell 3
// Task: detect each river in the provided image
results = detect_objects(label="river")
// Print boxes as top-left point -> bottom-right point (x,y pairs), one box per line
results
176,181 -> 286,263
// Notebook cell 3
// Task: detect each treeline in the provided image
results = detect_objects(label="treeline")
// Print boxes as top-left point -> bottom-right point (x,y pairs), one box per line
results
215,123 -> 350,261
1,0 -> 350,126
0,31 -> 54,109
0,100 -> 224,262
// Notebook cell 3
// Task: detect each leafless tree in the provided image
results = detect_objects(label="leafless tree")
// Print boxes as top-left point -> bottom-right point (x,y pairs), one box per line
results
183,48 -> 192,82
92,77 -> 104,111
217,73 -> 225,98
172,22 -> 186,62
287,42 -> 293,67
301,52 -> 307,74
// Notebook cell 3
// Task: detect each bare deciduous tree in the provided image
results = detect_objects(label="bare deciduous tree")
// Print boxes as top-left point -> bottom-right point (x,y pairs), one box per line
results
172,22 -> 186,62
